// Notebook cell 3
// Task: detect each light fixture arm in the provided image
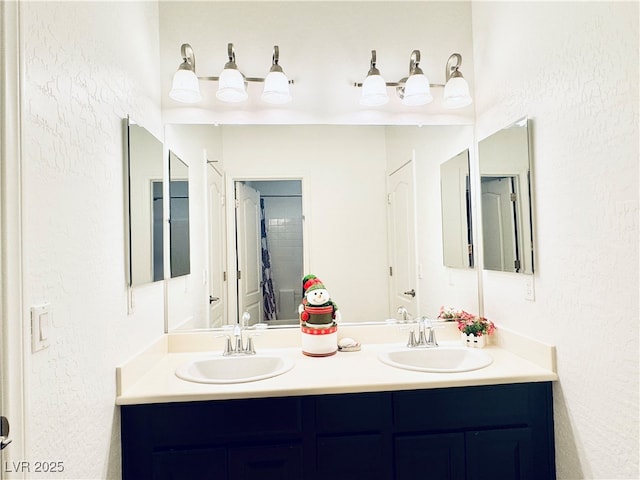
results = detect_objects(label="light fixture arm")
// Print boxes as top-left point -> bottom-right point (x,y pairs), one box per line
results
178,43 -> 196,72
224,43 -> 239,70
409,49 -> 423,76
354,49 -> 445,89
269,45 -> 284,74
196,44 -> 293,84
446,53 -> 463,81
368,50 -> 381,76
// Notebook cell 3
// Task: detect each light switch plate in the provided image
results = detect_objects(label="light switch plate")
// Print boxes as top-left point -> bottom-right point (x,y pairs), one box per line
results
524,277 -> 535,301
31,303 -> 51,353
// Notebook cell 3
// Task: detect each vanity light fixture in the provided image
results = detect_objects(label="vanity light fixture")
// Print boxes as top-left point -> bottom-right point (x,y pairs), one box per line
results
360,50 -> 389,106
442,53 -> 472,109
169,43 -> 294,105
355,51 -> 472,109
168,44 -> 202,103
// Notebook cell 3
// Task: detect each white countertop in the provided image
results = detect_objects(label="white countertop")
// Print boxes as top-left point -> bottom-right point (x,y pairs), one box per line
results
116,323 -> 557,405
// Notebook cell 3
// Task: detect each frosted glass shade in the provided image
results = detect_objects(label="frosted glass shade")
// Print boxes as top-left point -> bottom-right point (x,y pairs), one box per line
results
360,74 -> 389,106
401,73 -> 432,106
261,71 -> 292,104
216,68 -> 248,102
169,69 -> 201,103
443,76 -> 472,109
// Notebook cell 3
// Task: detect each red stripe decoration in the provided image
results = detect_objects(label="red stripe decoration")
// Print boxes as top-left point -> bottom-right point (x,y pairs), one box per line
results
300,325 -> 338,335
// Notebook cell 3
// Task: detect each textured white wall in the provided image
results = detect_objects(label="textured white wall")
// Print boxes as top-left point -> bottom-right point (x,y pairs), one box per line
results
19,2 -> 163,478
472,2 -> 639,478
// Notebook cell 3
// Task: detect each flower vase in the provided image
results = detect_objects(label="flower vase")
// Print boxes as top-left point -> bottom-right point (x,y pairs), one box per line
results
462,333 -> 486,348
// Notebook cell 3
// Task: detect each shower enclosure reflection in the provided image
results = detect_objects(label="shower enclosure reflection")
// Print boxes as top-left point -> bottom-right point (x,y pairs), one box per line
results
234,180 -> 303,327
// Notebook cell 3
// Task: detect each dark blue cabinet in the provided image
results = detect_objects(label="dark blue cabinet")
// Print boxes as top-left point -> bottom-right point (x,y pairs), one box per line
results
121,382 -> 555,479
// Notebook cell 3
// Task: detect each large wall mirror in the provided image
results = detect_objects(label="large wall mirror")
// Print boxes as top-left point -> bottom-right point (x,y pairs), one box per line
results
164,124 -> 479,332
440,149 -> 473,269
478,117 -> 534,274
124,118 -> 164,286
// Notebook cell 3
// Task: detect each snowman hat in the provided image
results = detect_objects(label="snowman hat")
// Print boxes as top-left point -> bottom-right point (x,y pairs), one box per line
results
302,275 -> 323,295
306,281 -> 326,294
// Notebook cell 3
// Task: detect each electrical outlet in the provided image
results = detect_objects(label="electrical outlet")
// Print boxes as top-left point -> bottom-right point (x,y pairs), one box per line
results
524,277 -> 535,301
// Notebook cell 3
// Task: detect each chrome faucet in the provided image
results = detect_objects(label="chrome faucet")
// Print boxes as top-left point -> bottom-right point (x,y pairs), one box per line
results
397,306 -> 412,322
222,312 -> 257,356
407,316 -> 438,348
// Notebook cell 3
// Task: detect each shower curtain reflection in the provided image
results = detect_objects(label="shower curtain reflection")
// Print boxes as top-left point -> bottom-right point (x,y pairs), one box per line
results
260,197 -> 277,321
241,180 -> 304,325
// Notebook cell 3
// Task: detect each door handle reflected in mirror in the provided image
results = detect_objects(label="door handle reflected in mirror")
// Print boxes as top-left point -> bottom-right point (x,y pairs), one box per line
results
403,289 -> 416,297
0,416 -> 11,450
209,296 -> 220,304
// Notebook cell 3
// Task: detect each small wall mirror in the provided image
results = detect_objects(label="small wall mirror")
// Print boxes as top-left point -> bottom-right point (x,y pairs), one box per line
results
440,149 -> 474,269
124,118 -> 164,286
478,117 -> 534,274
169,150 -> 191,277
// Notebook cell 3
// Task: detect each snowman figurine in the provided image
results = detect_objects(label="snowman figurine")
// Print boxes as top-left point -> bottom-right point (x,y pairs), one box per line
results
298,275 -> 341,327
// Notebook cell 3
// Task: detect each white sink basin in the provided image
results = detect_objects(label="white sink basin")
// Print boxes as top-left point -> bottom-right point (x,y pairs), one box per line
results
175,355 -> 294,384
378,347 -> 493,373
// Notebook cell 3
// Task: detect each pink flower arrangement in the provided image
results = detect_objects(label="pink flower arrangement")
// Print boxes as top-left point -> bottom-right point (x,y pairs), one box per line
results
456,316 -> 496,337
437,306 -> 496,337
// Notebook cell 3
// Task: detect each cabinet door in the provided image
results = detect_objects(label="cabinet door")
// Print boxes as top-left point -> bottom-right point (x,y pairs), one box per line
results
315,433 -> 391,480
228,443 -> 302,480
466,428 -> 534,480
152,447 -> 227,480
395,432 -> 465,480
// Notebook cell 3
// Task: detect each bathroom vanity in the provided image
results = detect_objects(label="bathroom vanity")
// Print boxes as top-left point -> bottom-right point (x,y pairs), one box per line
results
117,324 -> 557,479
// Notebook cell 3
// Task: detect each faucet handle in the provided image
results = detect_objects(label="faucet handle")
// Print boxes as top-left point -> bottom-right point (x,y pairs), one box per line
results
407,329 -> 418,348
223,336 -> 234,355
245,336 -> 256,355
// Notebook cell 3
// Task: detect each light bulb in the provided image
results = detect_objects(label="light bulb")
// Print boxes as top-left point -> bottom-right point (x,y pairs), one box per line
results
360,74 -> 389,106
216,68 -> 248,103
169,69 -> 201,103
443,76 -> 472,109
261,70 -> 292,104
402,73 -> 432,106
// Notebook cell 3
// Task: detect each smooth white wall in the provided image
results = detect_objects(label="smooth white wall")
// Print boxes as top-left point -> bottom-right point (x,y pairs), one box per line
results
19,2 -> 163,478
221,125 -> 390,321
163,124 -> 219,331
472,2 -> 639,478
385,126 -> 479,318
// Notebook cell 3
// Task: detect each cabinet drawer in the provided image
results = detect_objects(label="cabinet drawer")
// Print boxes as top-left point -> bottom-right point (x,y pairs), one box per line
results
312,392 -> 392,433
394,384 -> 532,431
129,397 -> 302,447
